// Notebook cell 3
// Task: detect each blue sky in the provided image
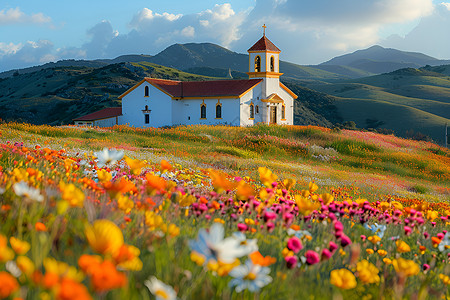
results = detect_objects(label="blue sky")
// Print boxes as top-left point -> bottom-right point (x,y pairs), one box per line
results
1,0 -> 450,71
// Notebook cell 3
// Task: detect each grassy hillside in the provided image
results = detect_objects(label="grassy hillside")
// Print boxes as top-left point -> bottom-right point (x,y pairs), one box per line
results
304,67 -> 450,144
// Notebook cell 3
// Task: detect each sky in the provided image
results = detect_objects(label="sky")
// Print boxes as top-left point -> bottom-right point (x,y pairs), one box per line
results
1,0 -> 450,72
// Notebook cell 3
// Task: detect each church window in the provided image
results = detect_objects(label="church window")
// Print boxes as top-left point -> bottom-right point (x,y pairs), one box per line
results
270,56 -> 275,72
200,102 -> 207,119
249,103 -> 255,119
144,86 -> 149,97
255,105 -> 259,114
145,114 -> 150,124
216,101 -> 222,119
281,104 -> 286,120
255,56 -> 261,72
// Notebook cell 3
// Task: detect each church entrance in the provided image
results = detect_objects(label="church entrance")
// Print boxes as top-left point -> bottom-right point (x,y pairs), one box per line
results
270,106 -> 277,124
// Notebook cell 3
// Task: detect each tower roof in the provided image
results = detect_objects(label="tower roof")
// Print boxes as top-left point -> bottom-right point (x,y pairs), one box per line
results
247,35 -> 281,52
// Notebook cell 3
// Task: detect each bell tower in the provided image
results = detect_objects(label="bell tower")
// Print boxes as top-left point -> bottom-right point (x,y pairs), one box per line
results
247,25 -> 283,97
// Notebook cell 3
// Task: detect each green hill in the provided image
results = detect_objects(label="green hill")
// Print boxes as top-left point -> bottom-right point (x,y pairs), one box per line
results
303,66 -> 450,143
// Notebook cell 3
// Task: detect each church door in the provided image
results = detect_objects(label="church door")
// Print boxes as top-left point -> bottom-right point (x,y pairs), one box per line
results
270,106 -> 277,124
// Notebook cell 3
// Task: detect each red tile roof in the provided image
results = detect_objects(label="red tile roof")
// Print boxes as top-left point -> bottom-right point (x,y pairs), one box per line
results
73,107 -> 122,121
145,78 -> 263,98
248,36 -> 281,52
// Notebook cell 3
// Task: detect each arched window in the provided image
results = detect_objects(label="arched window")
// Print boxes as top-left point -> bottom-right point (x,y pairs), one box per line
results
270,56 -> 275,72
254,56 -> 261,72
216,101 -> 222,119
255,105 -> 259,114
281,104 -> 286,120
144,86 -> 149,97
249,103 -> 254,119
200,102 -> 207,119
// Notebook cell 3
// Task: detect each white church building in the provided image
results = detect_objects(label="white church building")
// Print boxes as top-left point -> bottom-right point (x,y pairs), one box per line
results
74,32 -> 297,127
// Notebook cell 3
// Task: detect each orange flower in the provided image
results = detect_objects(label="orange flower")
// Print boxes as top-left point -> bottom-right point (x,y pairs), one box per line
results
124,156 -> 146,175
103,177 -> 137,197
431,237 -> 441,248
208,169 -> 236,193
78,255 -> 103,275
250,251 -> 276,267
0,271 -> 19,299
160,160 -> 172,172
236,180 -> 254,201
90,260 -> 127,292
56,278 -> 92,300
145,173 -> 167,192
35,222 -> 47,232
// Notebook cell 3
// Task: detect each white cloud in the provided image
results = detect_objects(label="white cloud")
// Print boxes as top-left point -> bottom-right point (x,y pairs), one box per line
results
0,7 -> 51,25
442,2 -> 450,10
181,26 -> 195,37
381,2 -> 450,59
0,42 -> 22,55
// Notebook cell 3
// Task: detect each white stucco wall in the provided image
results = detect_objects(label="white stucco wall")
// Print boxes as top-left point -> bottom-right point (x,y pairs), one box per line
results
121,82 -> 173,127
176,98 -> 241,126
93,117 -> 119,127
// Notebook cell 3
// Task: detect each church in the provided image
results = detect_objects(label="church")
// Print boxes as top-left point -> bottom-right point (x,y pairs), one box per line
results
73,29 -> 297,128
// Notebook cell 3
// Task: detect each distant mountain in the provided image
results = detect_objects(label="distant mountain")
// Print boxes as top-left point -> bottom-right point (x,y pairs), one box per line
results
321,45 -> 450,74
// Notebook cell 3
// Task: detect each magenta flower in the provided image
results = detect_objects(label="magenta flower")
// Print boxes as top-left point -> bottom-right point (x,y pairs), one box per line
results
285,255 -> 298,269
329,241 -> 338,252
287,237 -> 303,253
305,250 -> 320,265
237,223 -> 248,232
321,248 -> 332,260
404,226 -> 412,235
340,235 -> 352,247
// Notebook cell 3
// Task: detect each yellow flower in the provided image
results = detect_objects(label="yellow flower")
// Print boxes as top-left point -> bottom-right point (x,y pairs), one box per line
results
117,194 -> 134,214
97,169 -> 112,182
426,210 -> 439,222
60,182 -> 85,207
392,258 -> 420,277
236,180 -> 254,201
391,201 -> 403,210
281,247 -> 294,258
190,252 -> 206,266
377,249 -> 387,257
283,178 -> 296,190
295,195 -> 320,216
43,257 -> 84,282
167,224 -> 180,237
308,181 -> 318,193
116,245 -> 143,271
366,249 -> 374,255
85,219 -> 124,256
145,211 -> 164,230
330,268 -> 357,290
356,260 -> 380,284
320,193 -> 334,205
0,246 -> 14,263
125,156 -> 147,175
368,235 -> 381,245
383,258 -> 392,265
440,274 -> 450,285
379,201 -> 390,211
16,255 -> 35,276
396,240 -> 411,253
9,237 -> 30,255
258,167 -> 277,187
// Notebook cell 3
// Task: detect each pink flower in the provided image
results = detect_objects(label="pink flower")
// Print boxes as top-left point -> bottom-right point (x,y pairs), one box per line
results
329,241 -> 338,252
334,221 -> 344,233
237,223 -> 248,232
404,226 -> 412,236
360,235 -> 367,241
305,250 -> 320,265
340,235 -> 352,247
423,264 -> 430,272
287,237 -> 303,253
285,256 -> 298,269
321,248 -> 332,260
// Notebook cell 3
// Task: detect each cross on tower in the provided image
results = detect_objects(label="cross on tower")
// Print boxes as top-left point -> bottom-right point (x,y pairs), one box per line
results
262,24 -> 266,36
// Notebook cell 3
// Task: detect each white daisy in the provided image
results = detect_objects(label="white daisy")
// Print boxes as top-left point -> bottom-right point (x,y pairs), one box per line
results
145,276 -> 177,300
12,181 -> 44,202
94,148 -> 124,167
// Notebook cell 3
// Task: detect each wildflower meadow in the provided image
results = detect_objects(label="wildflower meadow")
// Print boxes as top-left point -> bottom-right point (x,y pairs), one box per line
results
0,122 -> 449,299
